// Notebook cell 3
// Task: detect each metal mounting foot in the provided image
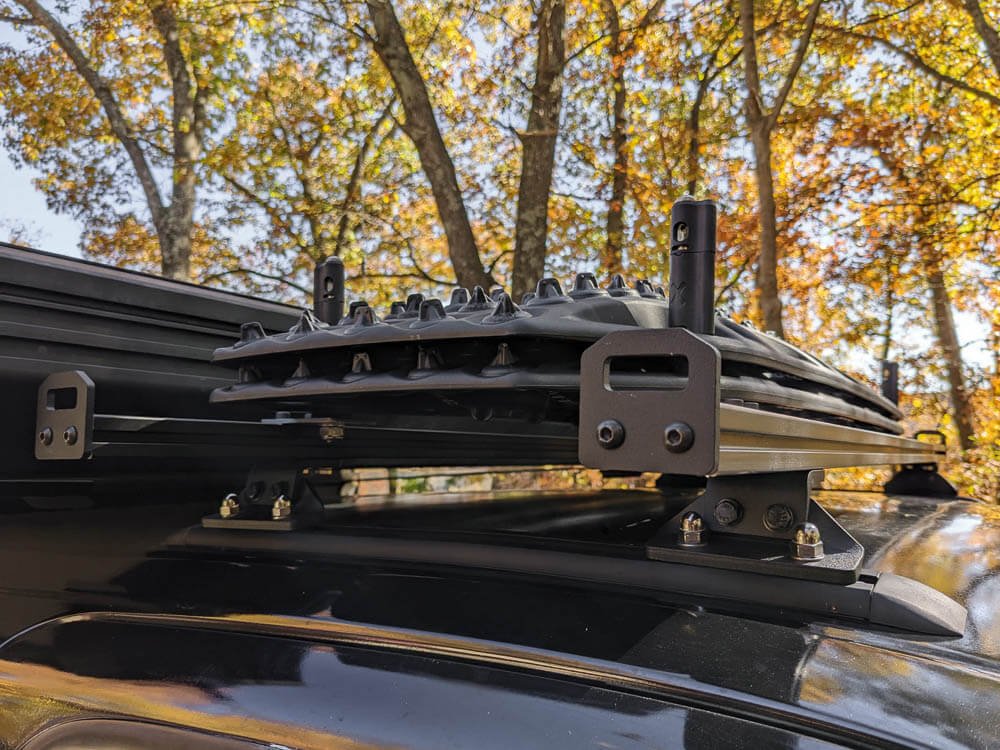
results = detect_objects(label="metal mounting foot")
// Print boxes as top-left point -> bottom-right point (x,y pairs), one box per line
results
647,470 -> 863,583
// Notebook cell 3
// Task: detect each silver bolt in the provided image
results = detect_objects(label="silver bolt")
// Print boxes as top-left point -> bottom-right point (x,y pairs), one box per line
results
62,426 -> 78,446
39,427 -> 53,446
678,511 -> 707,547
219,493 -> 241,519
272,495 -> 293,520
790,522 -> 824,561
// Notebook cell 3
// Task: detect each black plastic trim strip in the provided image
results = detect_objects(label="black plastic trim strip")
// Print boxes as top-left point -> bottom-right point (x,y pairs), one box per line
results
173,525 -> 967,637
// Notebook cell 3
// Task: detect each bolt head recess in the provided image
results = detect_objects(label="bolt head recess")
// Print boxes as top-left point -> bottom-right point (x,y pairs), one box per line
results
596,419 -> 625,449
663,422 -> 694,453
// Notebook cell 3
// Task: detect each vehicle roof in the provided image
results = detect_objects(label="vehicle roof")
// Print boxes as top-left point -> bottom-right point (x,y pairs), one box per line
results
0,488 -> 997,749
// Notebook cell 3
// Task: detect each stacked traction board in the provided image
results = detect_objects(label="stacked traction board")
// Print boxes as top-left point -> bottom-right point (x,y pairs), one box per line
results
211,274 -> 904,436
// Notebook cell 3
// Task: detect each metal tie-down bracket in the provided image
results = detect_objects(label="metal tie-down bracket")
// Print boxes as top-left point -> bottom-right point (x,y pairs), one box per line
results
578,327 -> 721,477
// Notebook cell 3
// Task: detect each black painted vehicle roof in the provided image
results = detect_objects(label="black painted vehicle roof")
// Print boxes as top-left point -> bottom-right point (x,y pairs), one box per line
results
0,488 -> 997,749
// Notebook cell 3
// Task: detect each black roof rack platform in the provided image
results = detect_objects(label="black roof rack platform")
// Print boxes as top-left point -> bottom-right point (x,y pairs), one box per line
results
7,200 -> 964,637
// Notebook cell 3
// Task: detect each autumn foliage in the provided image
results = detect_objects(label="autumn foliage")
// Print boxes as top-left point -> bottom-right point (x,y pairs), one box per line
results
0,0 -> 997,498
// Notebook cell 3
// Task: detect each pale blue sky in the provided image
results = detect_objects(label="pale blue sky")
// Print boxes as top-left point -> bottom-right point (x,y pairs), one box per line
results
1,149 -> 82,256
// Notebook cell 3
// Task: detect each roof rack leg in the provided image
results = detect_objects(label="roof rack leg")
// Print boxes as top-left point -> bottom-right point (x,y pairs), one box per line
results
202,467 -> 334,531
647,470 -> 865,583
884,431 -> 958,499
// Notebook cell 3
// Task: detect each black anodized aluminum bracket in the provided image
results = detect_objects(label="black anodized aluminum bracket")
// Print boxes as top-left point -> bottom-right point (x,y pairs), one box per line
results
578,328 -> 721,476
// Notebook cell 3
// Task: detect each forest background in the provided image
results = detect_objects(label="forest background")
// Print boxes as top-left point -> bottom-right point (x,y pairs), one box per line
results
0,0 -> 997,498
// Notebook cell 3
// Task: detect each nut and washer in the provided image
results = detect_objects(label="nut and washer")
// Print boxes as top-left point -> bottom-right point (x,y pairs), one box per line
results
219,493 -> 241,520
678,511 -> 707,547
663,422 -> 694,453
790,522 -> 825,561
763,503 -> 795,532
596,419 -> 625,449
272,495 -> 293,520
714,498 -> 743,527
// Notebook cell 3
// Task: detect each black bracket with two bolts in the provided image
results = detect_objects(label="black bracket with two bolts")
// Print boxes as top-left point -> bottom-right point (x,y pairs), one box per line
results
577,325 -> 862,584
577,197 -> 863,585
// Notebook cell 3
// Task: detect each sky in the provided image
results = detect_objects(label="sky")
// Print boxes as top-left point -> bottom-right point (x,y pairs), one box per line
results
1,150 -> 82,256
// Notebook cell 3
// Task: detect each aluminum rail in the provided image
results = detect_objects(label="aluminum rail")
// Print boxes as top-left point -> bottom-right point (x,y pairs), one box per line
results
716,403 -> 943,475
83,409 -> 945,473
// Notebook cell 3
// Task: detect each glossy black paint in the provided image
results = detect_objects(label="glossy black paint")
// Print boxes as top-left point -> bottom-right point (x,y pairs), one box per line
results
0,490 -> 998,749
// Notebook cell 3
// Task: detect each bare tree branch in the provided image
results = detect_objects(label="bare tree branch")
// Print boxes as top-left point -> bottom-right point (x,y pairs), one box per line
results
818,23 -> 1000,108
768,0 -> 824,128
961,0 -> 1000,77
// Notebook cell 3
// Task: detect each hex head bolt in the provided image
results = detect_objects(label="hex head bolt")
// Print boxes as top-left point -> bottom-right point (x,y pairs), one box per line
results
714,498 -> 743,526
764,504 -> 795,532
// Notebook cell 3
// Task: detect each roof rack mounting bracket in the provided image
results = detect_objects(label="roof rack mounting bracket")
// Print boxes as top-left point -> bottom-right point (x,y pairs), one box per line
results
202,467 -> 333,531
647,470 -> 865,584
579,328 -> 721,476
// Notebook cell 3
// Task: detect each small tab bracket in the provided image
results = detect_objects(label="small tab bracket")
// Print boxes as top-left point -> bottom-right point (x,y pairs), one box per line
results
35,371 -> 95,461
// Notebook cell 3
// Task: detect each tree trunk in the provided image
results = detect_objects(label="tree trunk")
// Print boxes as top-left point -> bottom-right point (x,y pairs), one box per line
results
150,2 -> 200,281
366,0 -> 493,290
512,0 -> 566,301
739,0 -> 782,338
880,253 -> 895,362
738,0 -> 822,339
747,120 -> 784,338
960,0 -> 1000,76
601,0 -> 626,276
15,0 -> 199,279
925,254 -> 976,450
